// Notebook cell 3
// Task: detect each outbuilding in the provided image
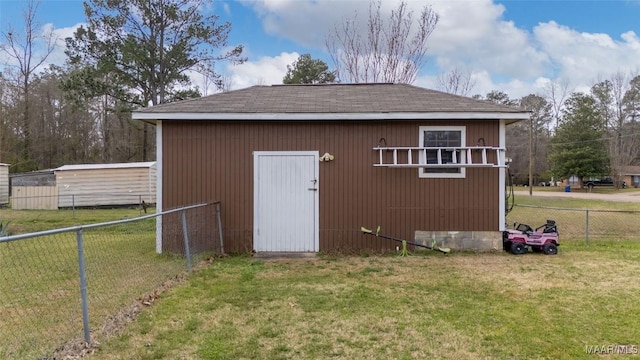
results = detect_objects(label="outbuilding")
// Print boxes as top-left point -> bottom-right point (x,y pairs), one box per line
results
9,169 -> 56,210
0,163 -> 9,206
55,162 -> 157,207
132,83 -> 529,254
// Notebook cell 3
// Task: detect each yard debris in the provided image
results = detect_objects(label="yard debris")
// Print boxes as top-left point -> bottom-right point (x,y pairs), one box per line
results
361,226 -> 451,254
139,288 -> 163,306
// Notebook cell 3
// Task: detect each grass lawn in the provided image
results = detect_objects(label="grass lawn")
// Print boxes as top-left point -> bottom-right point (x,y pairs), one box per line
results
516,185 -> 640,194
88,244 -> 640,360
0,207 -> 191,359
2,200 -> 639,359
513,193 -> 640,210
0,207 -> 151,234
508,194 -> 640,242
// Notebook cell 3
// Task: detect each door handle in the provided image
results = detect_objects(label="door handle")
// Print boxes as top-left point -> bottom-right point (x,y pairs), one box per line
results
308,188 -> 317,191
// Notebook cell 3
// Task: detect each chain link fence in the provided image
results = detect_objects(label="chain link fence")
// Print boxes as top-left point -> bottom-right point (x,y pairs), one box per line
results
9,193 -> 154,216
507,204 -> 640,243
0,202 -> 222,359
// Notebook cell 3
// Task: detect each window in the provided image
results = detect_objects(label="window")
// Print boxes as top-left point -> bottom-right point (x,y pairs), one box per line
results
568,175 -> 580,185
419,126 -> 466,178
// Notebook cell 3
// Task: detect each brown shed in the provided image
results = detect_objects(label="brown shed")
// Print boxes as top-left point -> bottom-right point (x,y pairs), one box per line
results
133,83 -> 529,254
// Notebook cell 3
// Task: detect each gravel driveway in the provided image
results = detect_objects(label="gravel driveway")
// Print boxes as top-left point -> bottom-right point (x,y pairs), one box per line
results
514,189 -> 640,203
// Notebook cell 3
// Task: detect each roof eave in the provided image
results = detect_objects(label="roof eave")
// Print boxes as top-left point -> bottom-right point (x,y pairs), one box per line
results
132,112 -> 530,122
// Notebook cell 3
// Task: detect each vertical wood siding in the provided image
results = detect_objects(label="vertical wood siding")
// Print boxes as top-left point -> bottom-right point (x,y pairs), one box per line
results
161,120 -> 500,253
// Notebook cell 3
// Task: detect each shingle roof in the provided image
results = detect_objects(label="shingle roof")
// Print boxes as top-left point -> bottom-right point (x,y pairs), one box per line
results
133,83 -> 527,117
622,166 -> 640,175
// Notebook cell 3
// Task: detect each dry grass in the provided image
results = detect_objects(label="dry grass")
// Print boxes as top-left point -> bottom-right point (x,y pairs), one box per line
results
0,214 -> 188,359
3,201 -> 639,359
89,244 -> 640,360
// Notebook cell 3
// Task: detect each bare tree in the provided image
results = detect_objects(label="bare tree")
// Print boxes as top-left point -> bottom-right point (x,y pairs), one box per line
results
520,94 -> 553,190
325,0 -> 438,84
195,60 -> 218,96
219,74 -> 234,93
0,0 -> 56,171
591,71 -> 640,187
543,78 -> 571,130
435,68 -> 476,96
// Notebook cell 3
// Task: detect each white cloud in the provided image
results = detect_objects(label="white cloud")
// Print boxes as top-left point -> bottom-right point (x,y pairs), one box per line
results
243,0 -> 640,100
0,22 -> 83,74
223,51 -> 299,90
533,21 -> 640,91
428,0 -> 549,79
47,23 -> 84,68
244,0 -> 551,94
246,0 -> 362,48
185,51 -> 300,94
222,2 -> 231,16
4,0 -> 640,103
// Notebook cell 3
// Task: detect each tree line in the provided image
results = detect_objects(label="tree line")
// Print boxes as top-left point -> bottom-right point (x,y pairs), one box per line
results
1,0 -> 245,173
2,0 -> 639,186
286,49 -> 640,187
477,74 -> 640,188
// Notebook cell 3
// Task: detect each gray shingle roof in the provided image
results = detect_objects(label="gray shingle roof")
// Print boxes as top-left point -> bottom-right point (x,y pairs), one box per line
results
622,166 -> 640,175
134,83 -> 527,115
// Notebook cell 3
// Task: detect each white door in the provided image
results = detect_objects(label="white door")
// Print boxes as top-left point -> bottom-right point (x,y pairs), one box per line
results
253,151 -> 319,252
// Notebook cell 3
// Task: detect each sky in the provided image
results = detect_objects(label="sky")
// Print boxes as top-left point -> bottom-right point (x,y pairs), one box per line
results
0,0 -> 639,99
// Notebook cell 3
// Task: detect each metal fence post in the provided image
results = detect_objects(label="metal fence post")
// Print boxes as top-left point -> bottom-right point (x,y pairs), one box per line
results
181,210 -> 192,272
585,209 -> 590,245
215,202 -> 224,254
76,229 -> 91,344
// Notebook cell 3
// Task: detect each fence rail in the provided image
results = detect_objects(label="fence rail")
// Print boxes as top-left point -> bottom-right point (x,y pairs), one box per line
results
0,202 -> 223,359
507,204 -> 640,243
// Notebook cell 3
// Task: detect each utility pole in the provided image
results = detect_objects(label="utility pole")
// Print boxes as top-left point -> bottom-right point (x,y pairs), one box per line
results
529,115 -> 533,196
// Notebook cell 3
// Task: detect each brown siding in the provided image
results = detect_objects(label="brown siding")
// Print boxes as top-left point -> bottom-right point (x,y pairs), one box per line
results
162,120 -> 500,253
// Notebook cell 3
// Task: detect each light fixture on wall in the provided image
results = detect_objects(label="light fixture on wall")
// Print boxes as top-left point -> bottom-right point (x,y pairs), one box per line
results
320,152 -> 335,162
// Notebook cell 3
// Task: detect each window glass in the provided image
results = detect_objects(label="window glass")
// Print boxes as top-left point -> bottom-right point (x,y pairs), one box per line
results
419,126 -> 465,178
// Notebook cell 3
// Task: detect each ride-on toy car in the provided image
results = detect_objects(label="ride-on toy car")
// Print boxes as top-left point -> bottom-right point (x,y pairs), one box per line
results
503,220 -> 559,255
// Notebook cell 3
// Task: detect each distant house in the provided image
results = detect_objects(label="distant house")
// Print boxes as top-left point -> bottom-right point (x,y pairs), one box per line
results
132,83 -> 529,254
621,166 -> 640,188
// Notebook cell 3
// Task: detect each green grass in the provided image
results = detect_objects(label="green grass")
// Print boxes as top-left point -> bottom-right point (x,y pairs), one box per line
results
0,207 -> 191,359
83,196 -> 640,359
2,199 -> 640,359
519,185 -> 640,194
0,207 -> 151,235
88,245 -> 640,360
508,194 -> 640,242
513,193 -> 640,210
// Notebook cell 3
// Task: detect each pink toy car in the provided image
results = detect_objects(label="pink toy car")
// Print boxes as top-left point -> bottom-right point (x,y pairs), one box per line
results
503,220 -> 559,255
